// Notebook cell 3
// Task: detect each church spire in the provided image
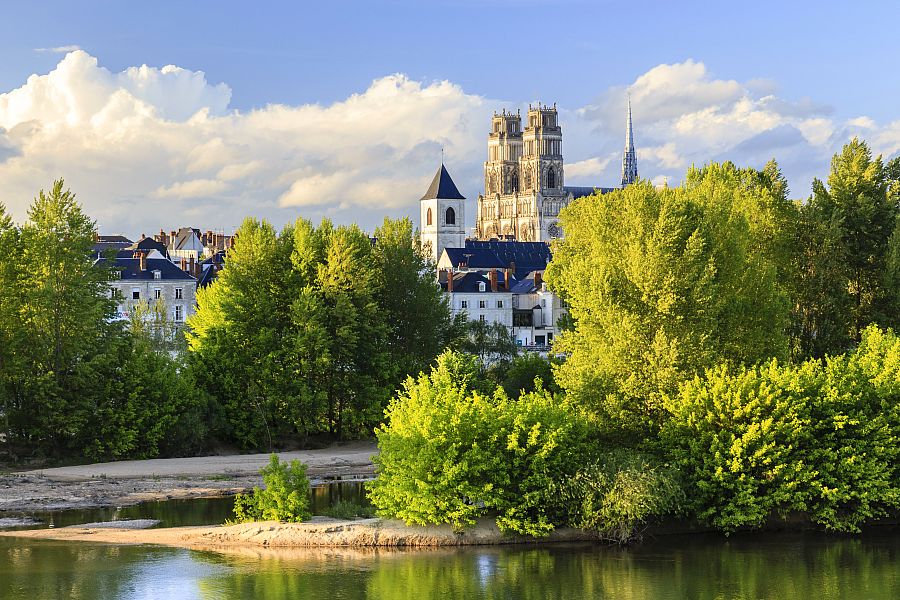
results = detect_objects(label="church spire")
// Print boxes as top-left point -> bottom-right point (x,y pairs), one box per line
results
621,97 -> 638,187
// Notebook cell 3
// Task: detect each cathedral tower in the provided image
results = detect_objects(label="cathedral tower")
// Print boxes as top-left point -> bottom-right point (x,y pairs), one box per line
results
420,163 -> 466,263
621,98 -> 638,187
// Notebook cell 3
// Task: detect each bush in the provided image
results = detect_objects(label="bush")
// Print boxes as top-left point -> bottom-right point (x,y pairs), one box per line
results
231,454 -> 312,523
662,326 -> 900,533
368,351 -> 593,536
323,500 -> 375,519
555,450 -> 684,543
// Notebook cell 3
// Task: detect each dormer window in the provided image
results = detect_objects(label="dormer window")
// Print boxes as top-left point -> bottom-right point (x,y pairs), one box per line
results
153,270 -> 161,280
478,282 -> 486,292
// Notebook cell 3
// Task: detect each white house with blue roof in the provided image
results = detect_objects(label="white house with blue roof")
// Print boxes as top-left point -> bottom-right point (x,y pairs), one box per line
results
97,249 -> 197,328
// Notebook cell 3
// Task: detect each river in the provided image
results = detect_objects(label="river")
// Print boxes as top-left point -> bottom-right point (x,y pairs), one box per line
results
1,529 -> 898,599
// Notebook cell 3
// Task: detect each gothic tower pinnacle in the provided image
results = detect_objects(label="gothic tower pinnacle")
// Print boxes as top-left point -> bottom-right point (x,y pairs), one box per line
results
621,97 -> 638,187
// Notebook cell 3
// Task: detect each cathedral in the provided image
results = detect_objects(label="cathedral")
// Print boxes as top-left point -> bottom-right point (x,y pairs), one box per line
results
420,100 -> 638,261
474,101 -> 638,242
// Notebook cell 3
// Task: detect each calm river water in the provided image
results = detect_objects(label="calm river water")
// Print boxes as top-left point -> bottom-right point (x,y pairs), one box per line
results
1,529 -> 898,599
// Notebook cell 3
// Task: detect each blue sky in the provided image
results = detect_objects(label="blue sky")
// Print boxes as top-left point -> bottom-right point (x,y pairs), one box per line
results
0,0 -> 898,235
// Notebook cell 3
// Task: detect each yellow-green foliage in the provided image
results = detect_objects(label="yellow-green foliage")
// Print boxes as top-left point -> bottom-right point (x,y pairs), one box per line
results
663,326 -> 900,532
231,454 -> 312,523
368,351 -> 593,536
546,163 -> 793,440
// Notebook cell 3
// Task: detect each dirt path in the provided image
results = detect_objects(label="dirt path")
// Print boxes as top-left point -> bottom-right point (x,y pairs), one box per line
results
0,441 -> 376,513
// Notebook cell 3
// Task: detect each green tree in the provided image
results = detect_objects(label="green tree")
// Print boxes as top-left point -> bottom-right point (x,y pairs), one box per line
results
371,217 -> 454,379
188,217 -> 297,449
807,139 -> 898,345
547,164 -> 791,441
0,203 -> 22,445
8,180 -> 118,455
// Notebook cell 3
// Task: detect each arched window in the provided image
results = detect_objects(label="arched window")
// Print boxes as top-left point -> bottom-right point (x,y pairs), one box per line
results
547,167 -> 556,189
511,173 -> 519,193
445,206 -> 456,225
426,207 -> 432,226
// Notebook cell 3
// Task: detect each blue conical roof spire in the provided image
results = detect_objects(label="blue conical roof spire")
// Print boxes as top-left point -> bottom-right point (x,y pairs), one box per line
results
421,163 -> 466,200
621,97 -> 638,187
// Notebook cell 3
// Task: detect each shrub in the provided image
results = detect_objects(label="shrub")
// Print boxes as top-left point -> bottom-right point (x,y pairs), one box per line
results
368,351 -> 593,536
662,326 -> 900,533
556,449 -> 684,543
323,500 -> 376,519
231,454 -> 312,523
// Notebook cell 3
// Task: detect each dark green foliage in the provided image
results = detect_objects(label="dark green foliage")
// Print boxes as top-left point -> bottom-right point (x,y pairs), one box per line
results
454,319 -> 517,370
555,450 -> 684,543
231,454 -> 312,523
794,139 -> 900,356
189,217 -> 453,449
322,500 -> 376,519
0,181 -> 208,461
496,353 -> 559,398
662,326 -> 900,533
369,351 -> 594,536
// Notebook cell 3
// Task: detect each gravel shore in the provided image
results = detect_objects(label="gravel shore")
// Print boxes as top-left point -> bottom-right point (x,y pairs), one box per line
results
0,441 -> 376,513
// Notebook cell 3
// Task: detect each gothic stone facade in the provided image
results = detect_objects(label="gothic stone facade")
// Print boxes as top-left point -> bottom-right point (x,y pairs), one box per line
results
475,104 -> 571,243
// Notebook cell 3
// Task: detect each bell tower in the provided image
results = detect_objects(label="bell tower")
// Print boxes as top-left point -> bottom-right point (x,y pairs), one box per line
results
420,162 -> 466,263
521,103 -> 565,241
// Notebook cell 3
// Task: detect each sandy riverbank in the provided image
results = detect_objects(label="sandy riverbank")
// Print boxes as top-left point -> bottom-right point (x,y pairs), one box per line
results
0,441 -> 376,513
0,517 -> 596,551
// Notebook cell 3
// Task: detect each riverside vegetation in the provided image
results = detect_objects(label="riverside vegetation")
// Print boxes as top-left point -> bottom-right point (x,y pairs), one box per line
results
2,139 -> 900,541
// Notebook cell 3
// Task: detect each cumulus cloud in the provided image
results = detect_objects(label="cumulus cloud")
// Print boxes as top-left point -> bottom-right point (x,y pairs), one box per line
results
564,59 -> 899,194
0,50 -> 489,234
0,51 -> 897,237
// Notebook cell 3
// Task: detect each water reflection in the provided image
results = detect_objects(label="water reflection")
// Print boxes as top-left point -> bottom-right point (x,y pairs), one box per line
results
3,530 -> 897,599
6,481 -> 370,530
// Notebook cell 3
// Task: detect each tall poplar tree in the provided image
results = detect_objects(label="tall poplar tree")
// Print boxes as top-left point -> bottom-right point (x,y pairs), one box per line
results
797,139 -> 898,354
546,163 -> 791,441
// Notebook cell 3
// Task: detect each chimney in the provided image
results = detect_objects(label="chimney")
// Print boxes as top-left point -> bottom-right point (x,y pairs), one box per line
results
489,269 -> 498,293
534,271 -> 542,289
503,268 -> 511,290
180,257 -> 187,272
170,230 -> 176,242
141,232 -> 146,240
137,251 -> 147,271
189,256 -> 196,277
447,269 -> 454,293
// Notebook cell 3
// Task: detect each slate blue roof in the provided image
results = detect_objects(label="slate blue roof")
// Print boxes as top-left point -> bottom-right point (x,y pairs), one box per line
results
421,164 -> 466,200
564,185 -> 616,200
97,257 -> 195,281
465,240 -> 551,278
444,247 -> 506,270
440,270 -> 515,293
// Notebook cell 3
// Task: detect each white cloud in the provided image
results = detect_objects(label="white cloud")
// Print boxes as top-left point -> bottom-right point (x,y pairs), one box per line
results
154,179 -> 229,199
0,51 -> 490,234
34,45 -> 82,54
0,52 -> 897,237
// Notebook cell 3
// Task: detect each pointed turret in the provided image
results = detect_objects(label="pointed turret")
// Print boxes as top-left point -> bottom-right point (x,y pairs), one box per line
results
621,98 -> 638,187
420,162 -> 466,264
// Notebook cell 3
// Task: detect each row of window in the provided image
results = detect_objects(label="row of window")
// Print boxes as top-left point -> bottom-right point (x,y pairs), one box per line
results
461,299 -> 504,309
117,304 -> 185,322
129,287 -> 184,301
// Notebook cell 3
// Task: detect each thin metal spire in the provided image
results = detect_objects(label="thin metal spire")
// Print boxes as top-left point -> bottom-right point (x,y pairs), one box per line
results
621,95 -> 638,187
